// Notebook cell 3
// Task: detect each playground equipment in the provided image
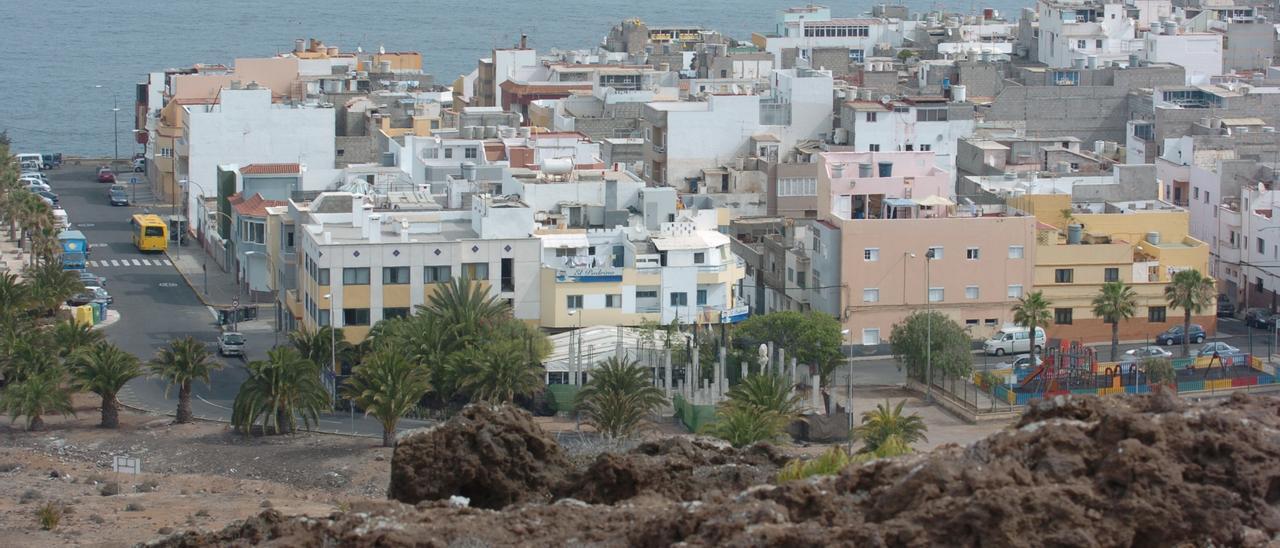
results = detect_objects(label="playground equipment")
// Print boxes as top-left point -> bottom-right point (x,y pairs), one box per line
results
1018,340 -> 1098,392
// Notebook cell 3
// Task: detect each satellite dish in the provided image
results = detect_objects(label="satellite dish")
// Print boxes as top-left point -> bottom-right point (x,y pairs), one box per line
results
880,94 -> 893,103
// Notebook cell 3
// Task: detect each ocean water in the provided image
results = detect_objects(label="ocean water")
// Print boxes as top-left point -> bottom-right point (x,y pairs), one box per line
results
1,0 -> 1025,156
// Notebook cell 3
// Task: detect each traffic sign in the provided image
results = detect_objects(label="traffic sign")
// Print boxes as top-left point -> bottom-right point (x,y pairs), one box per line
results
130,176 -> 139,185
232,298 -> 239,308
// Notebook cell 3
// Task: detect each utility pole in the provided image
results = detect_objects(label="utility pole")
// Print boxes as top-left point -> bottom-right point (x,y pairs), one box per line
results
925,248 -> 935,402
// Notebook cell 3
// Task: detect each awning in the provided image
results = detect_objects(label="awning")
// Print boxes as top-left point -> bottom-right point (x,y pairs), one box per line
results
883,198 -> 918,208
918,195 -> 956,207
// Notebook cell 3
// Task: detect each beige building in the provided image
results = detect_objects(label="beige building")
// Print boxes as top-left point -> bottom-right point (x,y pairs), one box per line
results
818,151 -> 1038,345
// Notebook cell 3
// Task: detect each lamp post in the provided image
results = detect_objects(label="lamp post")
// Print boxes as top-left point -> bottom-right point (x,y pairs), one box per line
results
93,84 -> 120,165
841,328 -> 853,453
925,248 -> 936,402
568,308 -> 583,385
323,293 -> 337,407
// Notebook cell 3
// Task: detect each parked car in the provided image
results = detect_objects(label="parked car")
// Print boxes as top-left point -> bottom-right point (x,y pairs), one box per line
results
131,157 -> 146,172
96,167 -> 116,183
994,355 -> 1041,371
1121,346 -> 1173,363
35,190 -> 58,206
78,272 -> 106,287
65,292 -> 95,307
1197,342 -> 1240,357
41,153 -> 61,170
217,332 -> 245,357
1245,308 -> 1272,328
1216,297 -> 1235,318
20,171 -> 47,183
19,159 -> 41,171
88,286 -> 112,305
21,179 -> 52,193
52,208 -> 69,229
108,184 -> 129,206
1156,324 -> 1206,346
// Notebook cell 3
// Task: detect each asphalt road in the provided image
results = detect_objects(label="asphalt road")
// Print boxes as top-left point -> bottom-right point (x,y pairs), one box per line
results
48,165 -> 397,437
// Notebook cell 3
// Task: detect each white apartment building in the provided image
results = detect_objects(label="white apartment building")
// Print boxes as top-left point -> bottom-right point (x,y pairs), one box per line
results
641,68 -> 833,186
1036,0 -> 1143,68
839,97 -> 976,173
537,212 -> 745,328
292,192 -> 541,343
751,5 -> 903,66
1141,26 -> 1223,85
182,87 -> 335,218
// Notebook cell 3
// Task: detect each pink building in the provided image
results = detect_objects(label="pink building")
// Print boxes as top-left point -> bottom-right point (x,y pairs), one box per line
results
818,152 -> 1037,346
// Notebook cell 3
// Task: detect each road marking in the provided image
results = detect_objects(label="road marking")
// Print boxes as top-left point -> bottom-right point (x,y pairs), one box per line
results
319,420 -> 344,425
158,282 -> 178,288
134,259 -> 144,266
163,259 -> 173,266
196,395 -> 230,410
110,259 -> 121,267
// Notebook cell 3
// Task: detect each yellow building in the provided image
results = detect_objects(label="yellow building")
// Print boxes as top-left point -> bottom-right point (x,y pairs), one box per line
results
1011,193 -> 1215,343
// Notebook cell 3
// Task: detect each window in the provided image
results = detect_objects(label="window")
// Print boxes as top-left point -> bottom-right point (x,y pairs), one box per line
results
383,307 -> 410,320
1104,268 -> 1120,282
1259,238 -> 1266,254
240,220 -> 265,245
343,308 -> 370,326
382,266 -> 410,285
965,286 -> 979,300
317,268 -> 330,286
904,144 -> 914,151
1054,268 -> 1074,283
1008,284 -> 1024,299
863,288 -> 879,303
1054,308 -> 1073,324
919,144 -> 931,151
636,290 -> 658,299
1077,39 -> 1087,49
342,267 -> 370,285
424,265 -> 451,283
670,292 -> 688,306
462,262 -> 489,280
1205,191 -> 1210,204
318,309 -> 330,327
1148,306 -> 1167,322
444,148 -> 453,159
1193,187 -> 1200,199
928,287 -> 944,302
966,247 -> 980,260
777,177 -> 817,196
787,267 -> 794,282
797,271 -> 806,288
862,328 -> 880,346
865,112 -> 877,122
1095,39 -> 1103,48
869,144 -> 880,152
285,230 -> 294,249
464,147 -> 478,159
985,318 -> 998,327
555,248 -> 576,258
694,252 -> 706,264
864,248 -> 879,261
606,294 -> 622,308
1008,245 -> 1024,259
1051,70 -> 1079,86
916,108 -> 948,122
696,289 -> 707,305
927,246 -> 943,260
566,295 -> 583,310
500,258 -> 514,292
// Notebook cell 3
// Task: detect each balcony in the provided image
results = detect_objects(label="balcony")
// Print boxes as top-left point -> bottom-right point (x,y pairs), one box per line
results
636,254 -> 662,270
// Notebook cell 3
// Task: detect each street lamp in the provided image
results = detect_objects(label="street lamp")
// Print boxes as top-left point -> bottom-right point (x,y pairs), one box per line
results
323,293 -> 337,406
567,309 -> 583,385
924,248 -> 936,402
93,84 -> 120,165
841,328 -> 853,453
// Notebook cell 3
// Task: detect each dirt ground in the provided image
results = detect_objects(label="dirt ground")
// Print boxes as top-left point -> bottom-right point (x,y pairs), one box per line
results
0,389 -> 1015,546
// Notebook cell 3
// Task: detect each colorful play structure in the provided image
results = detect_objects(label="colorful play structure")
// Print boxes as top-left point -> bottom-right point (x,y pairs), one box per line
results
976,339 -> 1278,406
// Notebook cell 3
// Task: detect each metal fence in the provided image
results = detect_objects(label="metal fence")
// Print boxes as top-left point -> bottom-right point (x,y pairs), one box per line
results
927,370 -> 1020,415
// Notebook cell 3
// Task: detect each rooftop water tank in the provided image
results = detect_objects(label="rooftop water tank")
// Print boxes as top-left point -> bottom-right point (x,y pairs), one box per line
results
541,157 -> 574,175
877,161 -> 894,177
1067,224 -> 1083,245
1146,231 -> 1161,245
858,163 -> 873,177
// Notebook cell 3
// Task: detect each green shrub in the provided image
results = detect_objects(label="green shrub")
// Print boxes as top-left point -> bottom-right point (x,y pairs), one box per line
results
37,502 -> 62,530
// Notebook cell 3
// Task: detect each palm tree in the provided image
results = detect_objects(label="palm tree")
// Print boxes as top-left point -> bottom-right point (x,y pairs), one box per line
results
148,337 -> 222,423
1091,281 -> 1139,361
24,261 -> 82,317
853,399 -> 928,454
2,338 -> 58,385
704,373 -> 804,447
52,319 -> 105,360
0,367 -> 73,431
455,338 -> 543,404
1011,291 -> 1052,363
420,277 -> 511,349
575,357 -> 667,439
0,272 -> 28,323
342,350 -> 430,446
288,326 -> 352,376
69,342 -> 142,428
1164,269 -> 1215,358
231,347 -> 330,435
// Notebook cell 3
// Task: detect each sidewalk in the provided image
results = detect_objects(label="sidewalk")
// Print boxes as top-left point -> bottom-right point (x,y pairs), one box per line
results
165,245 -> 274,321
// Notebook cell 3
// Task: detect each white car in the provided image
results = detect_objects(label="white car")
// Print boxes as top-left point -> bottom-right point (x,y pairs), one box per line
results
1121,346 -> 1173,363
21,179 -> 52,193
994,355 -> 1042,371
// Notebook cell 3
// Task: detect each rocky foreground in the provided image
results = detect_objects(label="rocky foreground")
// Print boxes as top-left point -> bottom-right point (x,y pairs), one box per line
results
151,392 -> 1280,547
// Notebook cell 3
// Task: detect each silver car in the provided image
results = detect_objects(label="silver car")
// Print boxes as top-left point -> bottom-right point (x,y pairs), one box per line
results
218,332 -> 245,357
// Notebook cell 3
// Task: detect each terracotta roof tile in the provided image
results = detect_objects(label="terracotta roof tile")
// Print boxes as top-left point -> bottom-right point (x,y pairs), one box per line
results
240,163 -> 301,175
229,193 -> 288,218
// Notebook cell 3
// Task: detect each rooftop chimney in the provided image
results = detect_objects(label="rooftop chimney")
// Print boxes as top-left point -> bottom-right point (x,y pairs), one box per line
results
367,214 -> 382,243
520,34 -> 528,49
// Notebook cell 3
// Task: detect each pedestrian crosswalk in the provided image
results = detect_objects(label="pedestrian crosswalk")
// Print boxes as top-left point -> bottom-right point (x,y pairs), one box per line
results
86,258 -> 173,268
